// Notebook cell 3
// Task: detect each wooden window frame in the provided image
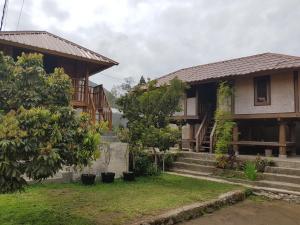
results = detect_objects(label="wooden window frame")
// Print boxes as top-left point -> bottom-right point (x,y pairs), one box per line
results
254,75 -> 271,106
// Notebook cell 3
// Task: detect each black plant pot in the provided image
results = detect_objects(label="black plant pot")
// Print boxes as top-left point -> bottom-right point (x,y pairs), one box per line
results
123,171 -> 135,181
81,174 -> 96,185
101,172 -> 115,183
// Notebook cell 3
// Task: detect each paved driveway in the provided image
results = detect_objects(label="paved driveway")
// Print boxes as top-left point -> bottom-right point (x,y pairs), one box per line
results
181,197 -> 300,225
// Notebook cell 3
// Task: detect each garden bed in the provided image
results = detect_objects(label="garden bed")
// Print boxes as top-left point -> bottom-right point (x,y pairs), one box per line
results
0,174 -> 242,225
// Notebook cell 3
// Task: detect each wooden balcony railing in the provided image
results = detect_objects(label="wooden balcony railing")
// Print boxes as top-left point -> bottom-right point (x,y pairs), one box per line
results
71,78 -> 112,129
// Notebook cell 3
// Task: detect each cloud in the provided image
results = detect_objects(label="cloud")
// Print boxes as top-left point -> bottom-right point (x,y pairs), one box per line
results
41,0 -> 70,21
3,0 -> 300,90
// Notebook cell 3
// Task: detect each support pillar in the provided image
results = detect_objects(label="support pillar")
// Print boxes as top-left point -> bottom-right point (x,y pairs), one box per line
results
290,122 -> 297,156
279,120 -> 287,158
233,124 -> 239,156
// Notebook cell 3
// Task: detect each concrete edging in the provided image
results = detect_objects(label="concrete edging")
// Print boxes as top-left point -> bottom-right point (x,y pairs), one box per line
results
132,190 -> 246,225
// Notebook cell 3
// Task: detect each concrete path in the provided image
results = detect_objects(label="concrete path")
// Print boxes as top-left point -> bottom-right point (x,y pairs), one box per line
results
181,198 -> 300,225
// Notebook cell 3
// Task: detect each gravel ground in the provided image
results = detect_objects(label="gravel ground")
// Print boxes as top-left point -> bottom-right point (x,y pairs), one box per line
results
181,197 -> 300,225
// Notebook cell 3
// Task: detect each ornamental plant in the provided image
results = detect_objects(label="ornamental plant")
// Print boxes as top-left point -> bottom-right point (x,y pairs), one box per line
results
0,52 -> 102,193
215,81 -> 236,159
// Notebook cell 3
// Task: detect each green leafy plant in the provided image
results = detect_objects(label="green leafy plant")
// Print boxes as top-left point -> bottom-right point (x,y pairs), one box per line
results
244,161 -> 257,181
215,81 -> 236,169
0,52 -> 102,193
116,78 -> 185,174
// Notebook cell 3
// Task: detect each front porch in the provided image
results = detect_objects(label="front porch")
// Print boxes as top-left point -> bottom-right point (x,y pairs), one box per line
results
71,78 -> 112,128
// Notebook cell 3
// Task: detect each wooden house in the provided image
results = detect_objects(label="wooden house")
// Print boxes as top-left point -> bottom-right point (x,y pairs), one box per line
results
0,31 -> 118,128
155,53 -> 300,158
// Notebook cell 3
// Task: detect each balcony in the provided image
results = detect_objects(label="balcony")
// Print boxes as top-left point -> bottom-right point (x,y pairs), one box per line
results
71,78 -> 112,128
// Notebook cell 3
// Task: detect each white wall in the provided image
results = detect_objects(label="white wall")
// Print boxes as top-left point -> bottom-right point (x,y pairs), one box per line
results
234,72 -> 295,114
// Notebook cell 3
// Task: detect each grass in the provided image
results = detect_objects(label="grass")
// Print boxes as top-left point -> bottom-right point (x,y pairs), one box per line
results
0,174 -> 242,225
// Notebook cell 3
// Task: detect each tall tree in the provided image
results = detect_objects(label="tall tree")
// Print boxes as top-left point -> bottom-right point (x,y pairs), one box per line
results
0,53 -> 103,193
139,75 -> 146,85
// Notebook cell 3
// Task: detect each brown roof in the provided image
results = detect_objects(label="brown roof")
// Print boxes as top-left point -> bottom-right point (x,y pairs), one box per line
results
0,31 -> 118,66
156,53 -> 300,85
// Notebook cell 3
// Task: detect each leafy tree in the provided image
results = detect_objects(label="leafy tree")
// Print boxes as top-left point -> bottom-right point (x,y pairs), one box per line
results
116,78 -> 185,171
0,52 -> 103,193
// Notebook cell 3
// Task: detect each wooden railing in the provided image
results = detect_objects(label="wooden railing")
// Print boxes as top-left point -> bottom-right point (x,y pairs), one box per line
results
195,112 -> 209,152
71,78 -> 112,129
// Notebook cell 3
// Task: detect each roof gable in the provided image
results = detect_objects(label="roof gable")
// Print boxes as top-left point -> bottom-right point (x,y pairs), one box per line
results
156,53 -> 300,85
0,31 -> 118,66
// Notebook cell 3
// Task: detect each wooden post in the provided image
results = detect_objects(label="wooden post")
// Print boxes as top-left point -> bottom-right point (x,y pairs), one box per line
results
279,120 -> 287,158
290,122 -> 296,156
84,67 -> 89,103
232,124 -> 239,155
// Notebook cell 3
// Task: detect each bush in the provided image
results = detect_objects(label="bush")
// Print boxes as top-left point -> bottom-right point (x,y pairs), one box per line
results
159,152 -> 177,170
133,151 -> 160,176
244,161 -> 257,181
254,155 -> 275,172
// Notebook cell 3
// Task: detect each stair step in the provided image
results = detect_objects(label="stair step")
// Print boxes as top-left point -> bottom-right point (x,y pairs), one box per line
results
177,157 -> 216,166
265,166 -> 300,176
263,173 -> 300,185
273,160 -> 300,169
169,168 -> 211,177
179,152 -> 216,160
257,180 -> 300,192
172,162 -> 216,173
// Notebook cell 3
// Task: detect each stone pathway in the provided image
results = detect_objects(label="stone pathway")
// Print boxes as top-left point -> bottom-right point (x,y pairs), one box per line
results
181,198 -> 300,225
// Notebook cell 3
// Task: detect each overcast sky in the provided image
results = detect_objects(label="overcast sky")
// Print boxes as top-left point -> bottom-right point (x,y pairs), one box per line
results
2,0 -> 300,90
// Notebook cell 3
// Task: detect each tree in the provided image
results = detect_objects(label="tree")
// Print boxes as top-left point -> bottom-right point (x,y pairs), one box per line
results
116,78 -> 186,171
139,76 -> 146,85
0,52 -> 103,193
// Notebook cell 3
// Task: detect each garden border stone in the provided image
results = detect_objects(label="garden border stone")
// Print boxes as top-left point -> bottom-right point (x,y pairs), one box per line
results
132,190 -> 246,225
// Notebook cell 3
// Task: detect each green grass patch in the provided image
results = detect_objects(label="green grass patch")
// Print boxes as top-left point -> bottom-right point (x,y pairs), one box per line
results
0,174 -> 242,225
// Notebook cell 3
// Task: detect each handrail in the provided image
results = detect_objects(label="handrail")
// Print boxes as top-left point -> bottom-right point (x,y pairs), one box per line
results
209,121 -> 217,153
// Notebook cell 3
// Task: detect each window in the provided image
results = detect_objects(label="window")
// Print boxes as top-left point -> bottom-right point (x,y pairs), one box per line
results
254,76 -> 270,106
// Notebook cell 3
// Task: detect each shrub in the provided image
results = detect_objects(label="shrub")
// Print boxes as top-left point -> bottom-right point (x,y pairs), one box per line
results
244,161 -> 257,181
159,152 -> 177,170
133,151 -> 160,176
254,155 -> 275,172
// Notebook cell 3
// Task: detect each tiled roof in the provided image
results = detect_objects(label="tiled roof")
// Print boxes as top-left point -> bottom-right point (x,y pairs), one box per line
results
0,31 -> 118,66
156,53 -> 300,85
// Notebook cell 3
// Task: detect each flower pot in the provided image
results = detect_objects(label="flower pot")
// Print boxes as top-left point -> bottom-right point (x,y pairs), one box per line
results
101,172 -> 115,183
81,174 -> 96,185
265,149 -> 273,157
123,171 -> 135,181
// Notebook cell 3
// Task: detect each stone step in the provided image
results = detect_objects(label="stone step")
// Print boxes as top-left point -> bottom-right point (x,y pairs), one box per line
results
177,157 -> 216,166
169,168 -> 211,177
263,173 -> 300,185
172,162 -> 216,173
179,152 -> 215,160
265,166 -> 300,176
273,160 -> 300,169
257,180 -> 300,192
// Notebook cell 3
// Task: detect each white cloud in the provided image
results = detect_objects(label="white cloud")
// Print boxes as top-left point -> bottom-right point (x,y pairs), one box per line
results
2,0 -> 300,90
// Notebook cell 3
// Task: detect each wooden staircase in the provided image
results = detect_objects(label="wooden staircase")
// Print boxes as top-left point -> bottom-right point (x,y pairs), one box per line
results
195,109 -> 217,153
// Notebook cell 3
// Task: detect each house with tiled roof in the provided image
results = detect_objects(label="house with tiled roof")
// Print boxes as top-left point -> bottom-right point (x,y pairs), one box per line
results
155,53 -> 300,158
0,31 -> 118,128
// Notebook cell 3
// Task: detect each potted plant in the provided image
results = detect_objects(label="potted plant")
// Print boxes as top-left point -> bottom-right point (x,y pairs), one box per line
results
118,129 -> 136,181
101,142 -> 115,183
81,164 -> 96,185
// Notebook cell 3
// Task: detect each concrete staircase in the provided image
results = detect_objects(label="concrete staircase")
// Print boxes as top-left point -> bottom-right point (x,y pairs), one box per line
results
170,152 -> 300,192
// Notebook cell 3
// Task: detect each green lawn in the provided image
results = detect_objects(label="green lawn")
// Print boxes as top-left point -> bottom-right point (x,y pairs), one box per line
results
0,174 -> 242,225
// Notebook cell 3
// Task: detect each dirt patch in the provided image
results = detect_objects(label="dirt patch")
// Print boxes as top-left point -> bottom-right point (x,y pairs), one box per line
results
181,197 -> 300,225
